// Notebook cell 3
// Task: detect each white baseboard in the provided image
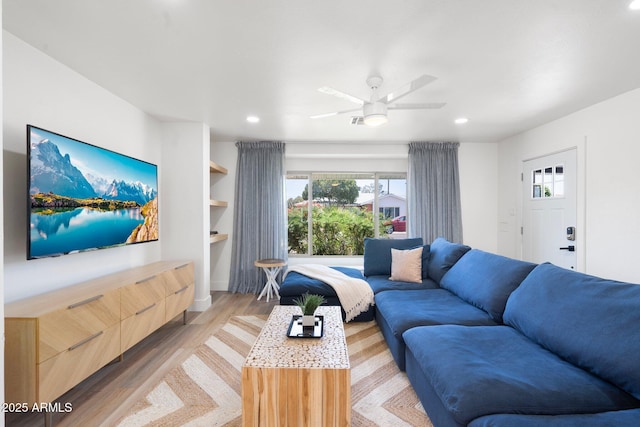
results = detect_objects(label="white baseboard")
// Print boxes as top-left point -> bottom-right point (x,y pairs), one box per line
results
190,293 -> 212,312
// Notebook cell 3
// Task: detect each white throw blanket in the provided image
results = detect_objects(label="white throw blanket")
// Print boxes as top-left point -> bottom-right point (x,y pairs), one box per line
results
285,264 -> 374,322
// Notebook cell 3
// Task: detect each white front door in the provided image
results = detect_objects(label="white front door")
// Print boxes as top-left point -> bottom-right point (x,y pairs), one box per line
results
522,149 -> 577,270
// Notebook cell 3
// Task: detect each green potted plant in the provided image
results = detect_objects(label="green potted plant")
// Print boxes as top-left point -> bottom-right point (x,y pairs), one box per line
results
293,292 -> 326,326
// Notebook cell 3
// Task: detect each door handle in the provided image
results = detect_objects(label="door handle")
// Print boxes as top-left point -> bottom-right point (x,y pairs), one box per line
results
559,245 -> 575,252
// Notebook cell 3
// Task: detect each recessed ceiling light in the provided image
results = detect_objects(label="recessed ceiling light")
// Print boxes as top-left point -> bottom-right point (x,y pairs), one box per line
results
246,115 -> 260,123
454,117 -> 469,124
630,0 -> 640,10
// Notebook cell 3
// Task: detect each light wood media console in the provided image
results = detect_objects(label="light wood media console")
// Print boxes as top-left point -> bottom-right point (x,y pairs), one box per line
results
4,260 -> 194,412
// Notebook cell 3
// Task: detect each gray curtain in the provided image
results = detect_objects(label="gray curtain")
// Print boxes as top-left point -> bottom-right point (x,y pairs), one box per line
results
407,141 -> 463,244
228,141 -> 287,294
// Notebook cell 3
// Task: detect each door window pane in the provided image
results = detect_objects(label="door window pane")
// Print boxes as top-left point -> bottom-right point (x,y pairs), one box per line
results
554,165 -> 564,197
533,169 -> 543,184
544,167 -> 553,197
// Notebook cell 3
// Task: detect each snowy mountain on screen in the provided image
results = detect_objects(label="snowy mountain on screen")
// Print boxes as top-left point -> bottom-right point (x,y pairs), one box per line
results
102,180 -> 157,206
30,138 -> 97,199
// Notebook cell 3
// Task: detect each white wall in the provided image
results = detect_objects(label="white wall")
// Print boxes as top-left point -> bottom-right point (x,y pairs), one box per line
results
458,143 -> 499,252
2,31 -> 165,303
497,88 -> 640,283
161,122 -> 211,310
209,140 -> 498,289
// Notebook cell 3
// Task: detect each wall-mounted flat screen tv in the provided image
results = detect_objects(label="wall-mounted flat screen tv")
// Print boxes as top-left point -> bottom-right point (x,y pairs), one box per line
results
27,125 -> 159,259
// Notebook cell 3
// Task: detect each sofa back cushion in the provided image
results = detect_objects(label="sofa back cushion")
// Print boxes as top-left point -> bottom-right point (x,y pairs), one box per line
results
427,237 -> 471,284
504,263 -> 640,400
440,249 -> 536,322
363,238 -> 425,277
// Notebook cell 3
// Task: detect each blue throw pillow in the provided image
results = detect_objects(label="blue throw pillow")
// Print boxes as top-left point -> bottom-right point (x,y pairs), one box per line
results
427,237 -> 471,284
363,237 -> 424,277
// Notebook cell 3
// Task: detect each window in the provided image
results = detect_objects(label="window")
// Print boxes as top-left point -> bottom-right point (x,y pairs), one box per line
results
286,172 -> 407,255
532,164 -> 564,199
379,207 -> 400,219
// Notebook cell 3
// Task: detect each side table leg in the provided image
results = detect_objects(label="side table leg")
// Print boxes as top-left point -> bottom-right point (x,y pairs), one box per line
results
257,266 -> 283,302
257,267 -> 273,301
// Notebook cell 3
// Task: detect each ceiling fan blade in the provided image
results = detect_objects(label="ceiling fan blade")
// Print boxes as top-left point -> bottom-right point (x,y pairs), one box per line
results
387,102 -> 446,110
318,86 -> 366,106
378,74 -> 437,104
310,107 -> 361,119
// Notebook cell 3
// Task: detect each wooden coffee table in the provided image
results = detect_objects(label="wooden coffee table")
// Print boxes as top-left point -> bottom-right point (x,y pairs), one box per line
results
241,305 -> 350,426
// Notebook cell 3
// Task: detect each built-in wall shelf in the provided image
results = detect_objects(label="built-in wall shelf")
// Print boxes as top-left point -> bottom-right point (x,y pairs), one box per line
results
210,161 -> 228,175
210,233 -> 229,244
210,159 -> 229,244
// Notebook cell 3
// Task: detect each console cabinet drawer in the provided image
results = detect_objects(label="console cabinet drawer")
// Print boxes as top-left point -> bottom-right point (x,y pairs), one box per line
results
38,289 -> 120,363
166,283 -> 194,322
163,263 -> 195,294
121,299 -> 166,353
120,275 -> 166,318
39,323 -> 121,403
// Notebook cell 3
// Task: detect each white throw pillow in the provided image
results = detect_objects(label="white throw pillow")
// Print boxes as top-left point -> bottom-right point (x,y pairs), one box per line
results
389,247 -> 423,283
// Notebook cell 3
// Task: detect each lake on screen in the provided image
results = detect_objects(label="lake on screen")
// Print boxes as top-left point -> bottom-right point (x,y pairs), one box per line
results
30,207 -> 144,257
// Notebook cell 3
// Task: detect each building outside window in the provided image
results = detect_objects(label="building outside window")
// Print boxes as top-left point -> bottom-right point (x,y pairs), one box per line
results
286,172 -> 407,256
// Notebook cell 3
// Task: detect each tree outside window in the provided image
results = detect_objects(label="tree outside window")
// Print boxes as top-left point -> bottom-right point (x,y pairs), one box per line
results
286,173 -> 407,256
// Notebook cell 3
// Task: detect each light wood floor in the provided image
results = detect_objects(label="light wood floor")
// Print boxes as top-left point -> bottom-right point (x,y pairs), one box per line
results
5,292 -> 278,427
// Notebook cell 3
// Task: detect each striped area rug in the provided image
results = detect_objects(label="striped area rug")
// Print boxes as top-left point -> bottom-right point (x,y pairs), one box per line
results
117,316 -> 431,426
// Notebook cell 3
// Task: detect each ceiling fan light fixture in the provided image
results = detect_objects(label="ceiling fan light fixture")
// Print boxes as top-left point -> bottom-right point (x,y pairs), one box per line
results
314,74 -> 442,126
364,114 -> 388,126
363,102 -> 388,127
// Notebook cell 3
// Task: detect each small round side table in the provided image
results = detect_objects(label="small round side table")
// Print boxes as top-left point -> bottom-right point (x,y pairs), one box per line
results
255,258 -> 286,302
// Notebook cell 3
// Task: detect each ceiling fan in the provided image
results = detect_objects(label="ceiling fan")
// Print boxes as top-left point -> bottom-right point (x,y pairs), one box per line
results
310,74 -> 445,126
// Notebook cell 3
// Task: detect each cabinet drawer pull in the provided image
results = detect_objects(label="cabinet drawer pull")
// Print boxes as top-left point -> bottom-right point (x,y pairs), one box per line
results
69,331 -> 103,351
136,275 -> 156,284
175,263 -> 190,270
136,303 -> 157,316
174,286 -> 189,295
68,294 -> 104,309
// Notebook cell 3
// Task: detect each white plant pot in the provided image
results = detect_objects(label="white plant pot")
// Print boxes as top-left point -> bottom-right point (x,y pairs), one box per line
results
302,314 -> 316,327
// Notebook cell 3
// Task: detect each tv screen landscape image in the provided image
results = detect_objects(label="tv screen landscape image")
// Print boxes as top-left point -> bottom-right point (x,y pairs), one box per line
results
27,125 -> 159,259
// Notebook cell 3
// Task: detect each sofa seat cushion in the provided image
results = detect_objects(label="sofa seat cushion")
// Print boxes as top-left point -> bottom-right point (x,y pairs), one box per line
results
440,249 -> 536,323
504,263 -> 640,400
375,289 -> 498,371
366,275 -> 438,294
469,409 -> 640,427
363,237 -> 425,277
427,237 -> 471,284
403,325 -> 640,426
376,289 -> 498,338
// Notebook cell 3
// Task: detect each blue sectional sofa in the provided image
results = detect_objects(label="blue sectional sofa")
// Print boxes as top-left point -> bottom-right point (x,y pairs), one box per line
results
364,238 -> 640,426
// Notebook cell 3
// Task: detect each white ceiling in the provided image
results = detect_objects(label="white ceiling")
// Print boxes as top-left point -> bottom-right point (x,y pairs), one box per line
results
4,0 -> 640,143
